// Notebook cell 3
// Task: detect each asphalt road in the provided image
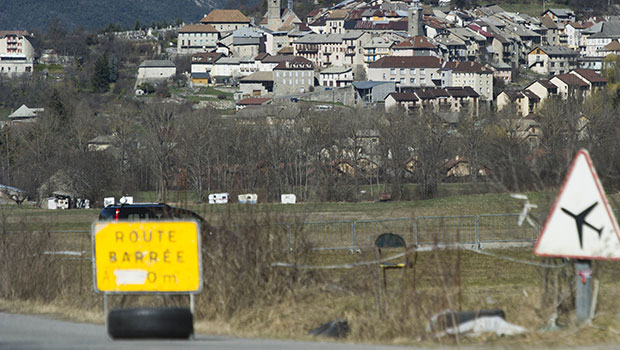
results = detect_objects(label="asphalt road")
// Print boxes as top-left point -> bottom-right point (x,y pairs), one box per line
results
0,312 -> 409,350
4,312 -> 620,350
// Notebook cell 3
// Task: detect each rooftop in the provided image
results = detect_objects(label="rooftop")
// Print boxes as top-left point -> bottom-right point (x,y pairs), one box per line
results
237,97 -> 272,105
240,71 -> 274,82
442,61 -> 492,73
179,24 -> 218,33
200,9 -> 250,24
139,60 -> 175,68
369,56 -> 442,69
571,69 -> 607,83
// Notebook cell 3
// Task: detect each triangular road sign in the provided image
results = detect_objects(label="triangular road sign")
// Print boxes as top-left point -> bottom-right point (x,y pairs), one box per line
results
534,149 -> 620,260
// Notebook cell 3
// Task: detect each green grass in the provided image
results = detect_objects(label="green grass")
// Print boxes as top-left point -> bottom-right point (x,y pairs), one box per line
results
33,64 -> 64,74
0,183 -> 560,232
197,86 -> 233,98
4,181 -> 618,231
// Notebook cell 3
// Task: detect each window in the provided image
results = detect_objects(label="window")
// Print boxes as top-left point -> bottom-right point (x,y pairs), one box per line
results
420,77 -> 425,84
276,71 -> 279,77
390,68 -> 396,75
420,68 -> 425,74
400,68 -> 405,74
410,68 -> 415,74
289,79 -> 292,84
410,78 -> 415,84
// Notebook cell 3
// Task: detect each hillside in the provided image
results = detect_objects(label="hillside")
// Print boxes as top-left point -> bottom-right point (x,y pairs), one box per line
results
0,0 -> 261,31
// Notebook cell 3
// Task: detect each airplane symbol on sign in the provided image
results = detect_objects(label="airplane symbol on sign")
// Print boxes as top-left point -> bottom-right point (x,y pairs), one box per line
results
561,202 -> 603,249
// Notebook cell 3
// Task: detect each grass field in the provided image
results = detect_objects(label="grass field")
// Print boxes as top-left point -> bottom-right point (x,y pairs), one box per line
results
4,181 -> 620,231
3,184 -> 620,346
3,246 -> 620,347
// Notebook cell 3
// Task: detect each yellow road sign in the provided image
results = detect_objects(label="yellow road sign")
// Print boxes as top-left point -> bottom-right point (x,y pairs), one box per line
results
92,221 -> 202,293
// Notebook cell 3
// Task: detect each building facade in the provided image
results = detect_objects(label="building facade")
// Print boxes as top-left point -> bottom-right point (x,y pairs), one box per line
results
273,56 -> 315,95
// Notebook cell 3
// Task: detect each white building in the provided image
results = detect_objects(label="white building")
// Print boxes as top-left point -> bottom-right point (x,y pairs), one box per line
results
200,10 -> 250,33
137,60 -> 176,83
0,30 -> 35,76
441,61 -> 493,100
367,56 -> 442,88
319,66 -> 353,87
177,24 -> 219,54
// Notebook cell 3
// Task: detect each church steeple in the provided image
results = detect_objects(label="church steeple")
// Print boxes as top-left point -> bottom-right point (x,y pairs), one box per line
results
408,0 -> 424,37
267,0 -> 282,31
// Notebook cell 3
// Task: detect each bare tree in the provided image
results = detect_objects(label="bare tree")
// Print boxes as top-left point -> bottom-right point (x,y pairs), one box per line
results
139,101 -> 186,202
375,107 -> 414,201
412,110 -> 452,199
178,109 -> 219,202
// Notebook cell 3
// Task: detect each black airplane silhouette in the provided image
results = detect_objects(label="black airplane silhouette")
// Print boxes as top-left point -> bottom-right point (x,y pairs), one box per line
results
561,202 -> 603,249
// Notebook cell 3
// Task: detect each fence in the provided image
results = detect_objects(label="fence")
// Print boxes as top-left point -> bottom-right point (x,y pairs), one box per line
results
293,213 -> 539,251
39,213 -> 540,259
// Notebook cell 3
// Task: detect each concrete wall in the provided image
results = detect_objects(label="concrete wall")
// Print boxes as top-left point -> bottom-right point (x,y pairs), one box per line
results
273,86 -> 357,106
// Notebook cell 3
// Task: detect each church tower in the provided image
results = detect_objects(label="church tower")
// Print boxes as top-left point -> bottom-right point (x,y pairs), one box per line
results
267,0 -> 282,31
408,0 -> 424,37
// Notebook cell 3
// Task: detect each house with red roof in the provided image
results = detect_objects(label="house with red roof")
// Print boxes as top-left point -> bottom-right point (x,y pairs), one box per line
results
367,56 -> 442,88
236,97 -> 272,111
392,36 -> 439,57
441,61 -> 494,100
569,69 -> 607,90
200,9 -> 250,32
177,24 -> 219,54
273,56 -> 315,95
0,30 -> 34,76
385,87 -> 479,115
550,73 -> 589,98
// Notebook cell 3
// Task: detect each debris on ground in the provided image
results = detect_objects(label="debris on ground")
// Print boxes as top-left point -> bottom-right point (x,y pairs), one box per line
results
309,319 -> 350,338
427,309 -> 526,337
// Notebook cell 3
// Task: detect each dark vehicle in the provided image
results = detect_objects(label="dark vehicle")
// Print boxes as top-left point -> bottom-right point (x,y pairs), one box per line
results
99,203 -> 211,232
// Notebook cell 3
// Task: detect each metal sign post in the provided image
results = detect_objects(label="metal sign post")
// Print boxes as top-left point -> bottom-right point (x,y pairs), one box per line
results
92,220 -> 203,338
534,149 -> 620,326
575,260 -> 592,325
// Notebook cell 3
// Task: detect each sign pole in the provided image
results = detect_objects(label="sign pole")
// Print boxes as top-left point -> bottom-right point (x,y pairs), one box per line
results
575,260 -> 592,325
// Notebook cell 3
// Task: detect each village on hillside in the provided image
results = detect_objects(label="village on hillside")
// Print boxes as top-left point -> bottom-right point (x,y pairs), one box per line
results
3,1 -> 617,117
1,0 -> 620,207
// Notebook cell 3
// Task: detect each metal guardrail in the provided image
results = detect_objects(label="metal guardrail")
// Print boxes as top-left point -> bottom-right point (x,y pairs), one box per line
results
37,213 -> 541,257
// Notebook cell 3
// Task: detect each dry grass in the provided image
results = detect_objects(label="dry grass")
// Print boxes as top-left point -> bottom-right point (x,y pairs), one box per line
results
4,192 -> 620,347
4,237 -> 620,347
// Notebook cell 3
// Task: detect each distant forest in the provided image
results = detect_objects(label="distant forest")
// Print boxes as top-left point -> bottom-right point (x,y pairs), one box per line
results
4,0 -> 617,34
0,0 -> 261,31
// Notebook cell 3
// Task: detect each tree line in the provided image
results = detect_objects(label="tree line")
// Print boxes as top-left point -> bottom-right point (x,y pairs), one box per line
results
2,80 -> 620,207
2,29 -> 620,206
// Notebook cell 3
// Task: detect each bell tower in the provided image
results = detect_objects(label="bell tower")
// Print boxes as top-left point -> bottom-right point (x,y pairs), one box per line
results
267,0 -> 282,31
408,0 -> 424,37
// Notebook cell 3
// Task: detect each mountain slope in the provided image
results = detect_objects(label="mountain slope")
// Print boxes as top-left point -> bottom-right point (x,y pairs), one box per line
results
0,0 -> 261,31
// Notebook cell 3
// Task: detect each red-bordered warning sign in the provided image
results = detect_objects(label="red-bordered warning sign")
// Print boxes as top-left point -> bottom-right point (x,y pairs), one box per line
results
534,149 -> 620,260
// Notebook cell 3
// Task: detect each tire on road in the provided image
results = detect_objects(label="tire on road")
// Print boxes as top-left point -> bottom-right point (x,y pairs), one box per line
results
107,307 -> 193,339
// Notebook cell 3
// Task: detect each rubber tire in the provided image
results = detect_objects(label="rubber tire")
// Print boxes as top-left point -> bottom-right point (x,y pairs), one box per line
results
107,307 -> 193,339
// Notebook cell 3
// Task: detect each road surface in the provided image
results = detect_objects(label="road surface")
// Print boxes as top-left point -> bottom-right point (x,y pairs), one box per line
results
0,312 -> 409,350
2,312 -> 619,350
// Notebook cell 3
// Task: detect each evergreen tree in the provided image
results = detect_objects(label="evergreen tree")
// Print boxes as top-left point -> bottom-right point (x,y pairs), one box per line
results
108,56 -> 118,83
91,54 -> 110,93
